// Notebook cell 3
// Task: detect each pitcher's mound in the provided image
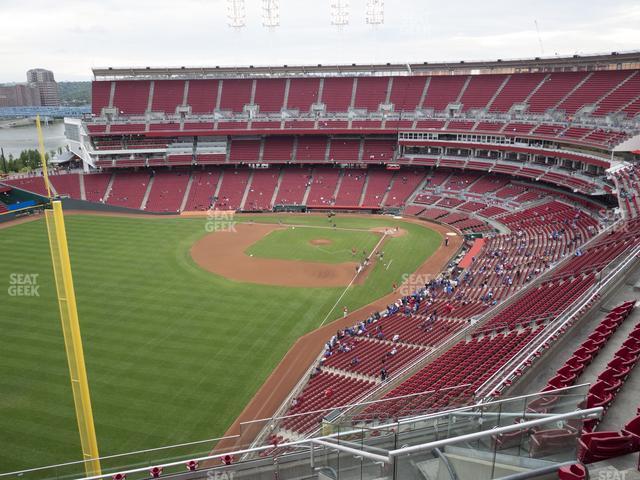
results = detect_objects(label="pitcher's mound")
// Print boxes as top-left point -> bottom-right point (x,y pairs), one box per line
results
310,239 -> 333,246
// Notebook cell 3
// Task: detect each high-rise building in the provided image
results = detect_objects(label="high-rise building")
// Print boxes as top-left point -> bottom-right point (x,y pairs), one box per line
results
26,68 -> 60,106
0,83 -> 41,107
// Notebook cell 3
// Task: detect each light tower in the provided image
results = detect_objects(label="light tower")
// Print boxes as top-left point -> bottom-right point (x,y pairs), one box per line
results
330,0 -> 350,27
366,0 -> 384,25
262,0 -> 280,28
227,0 -> 246,28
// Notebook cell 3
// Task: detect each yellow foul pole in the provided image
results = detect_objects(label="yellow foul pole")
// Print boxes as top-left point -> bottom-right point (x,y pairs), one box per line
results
37,118 -> 102,477
36,116 -> 52,199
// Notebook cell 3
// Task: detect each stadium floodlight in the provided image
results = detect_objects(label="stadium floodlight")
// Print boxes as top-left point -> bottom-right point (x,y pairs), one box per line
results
227,0 -> 246,29
366,0 -> 384,25
262,0 -> 280,28
330,0 -> 350,26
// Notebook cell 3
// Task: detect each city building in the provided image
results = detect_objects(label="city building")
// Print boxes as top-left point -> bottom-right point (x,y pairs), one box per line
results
0,83 -> 41,107
26,68 -> 60,106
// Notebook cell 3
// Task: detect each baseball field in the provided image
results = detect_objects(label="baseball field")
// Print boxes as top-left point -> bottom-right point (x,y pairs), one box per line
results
0,212 -> 443,473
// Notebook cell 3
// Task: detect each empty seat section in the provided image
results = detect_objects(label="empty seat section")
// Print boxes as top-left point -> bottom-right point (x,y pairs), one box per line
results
354,77 -> 388,111
384,171 -> 424,207
92,81 -> 112,115
112,80 -> 150,115
262,137 -> 294,162
362,140 -> 396,163
229,140 -> 261,163
187,80 -> 218,114
281,372 -> 375,434
254,79 -> 286,112
361,170 -> 394,207
3,177 -> 49,196
144,171 -> 189,212
184,170 -> 221,211
83,173 -> 111,202
388,76 -> 426,112
359,329 -> 539,420
329,139 -> 360,162
219,79 -> 252,112
422,75 -> 468,111
322,78 -> 354,112
107,171 -> 150,208
527,72 -> 587,114
558,71 -> 632,115
489,73 -> 546,112
593,71 -> 640,116
151,80 -> 185,114
214,169 -> 250,210
286,78 -> 320,111
49,174 -> 81,198
273,168 -> 311,205
335,169 -> 366,206
244,170 -> 280,210
306,168 -> 340,207
459,74 -> 506,111
296,137 -> 328,162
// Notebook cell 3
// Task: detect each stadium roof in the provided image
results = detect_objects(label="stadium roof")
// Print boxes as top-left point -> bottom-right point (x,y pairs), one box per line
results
93,51 -> 640,80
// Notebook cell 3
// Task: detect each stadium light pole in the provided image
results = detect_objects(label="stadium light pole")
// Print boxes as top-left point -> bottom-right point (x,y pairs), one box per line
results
37,116 -> 102,477
227,0 -> 246,28
330,0 -> 350,27
365,0 -> 384,25
261,0 -> 280,28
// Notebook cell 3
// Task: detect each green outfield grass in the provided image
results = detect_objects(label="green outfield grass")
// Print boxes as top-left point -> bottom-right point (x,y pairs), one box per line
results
0,213 -> 441,473
245,226 -> 381,263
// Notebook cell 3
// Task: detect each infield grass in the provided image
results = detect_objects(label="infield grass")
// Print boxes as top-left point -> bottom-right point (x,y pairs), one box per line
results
0,213 -> 441,473
245,226 -> 381,263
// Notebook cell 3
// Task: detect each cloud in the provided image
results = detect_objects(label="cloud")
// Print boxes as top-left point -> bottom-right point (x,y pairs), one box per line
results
0,0 -> 638,82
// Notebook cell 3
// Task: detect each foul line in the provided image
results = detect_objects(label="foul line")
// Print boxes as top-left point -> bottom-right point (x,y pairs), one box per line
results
318,232 -> 389,328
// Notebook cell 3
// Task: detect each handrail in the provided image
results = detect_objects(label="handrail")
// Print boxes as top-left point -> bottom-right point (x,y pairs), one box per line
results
4,386 -> 586,480
0,434 -> 240,478
387,407 -> 603,459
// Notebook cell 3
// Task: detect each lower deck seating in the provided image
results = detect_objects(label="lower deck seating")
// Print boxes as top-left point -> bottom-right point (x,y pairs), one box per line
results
335,169 -> 366,207
3,176 -> 49,196
144,171 -> 190,212
244,169 -> 280,210
184,170 -> 220,211
273,168 -> 311,206
361,170 -> 394,207
83,173 -> 111,202
214,169 -> 250,210
107,171 -> 150,209
49,173 -> 81,198
384,170 -> 424,207
306,168 -> 340,207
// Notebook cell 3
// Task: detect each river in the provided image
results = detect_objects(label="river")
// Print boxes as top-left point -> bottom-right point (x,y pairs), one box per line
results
0,121 -> 68,159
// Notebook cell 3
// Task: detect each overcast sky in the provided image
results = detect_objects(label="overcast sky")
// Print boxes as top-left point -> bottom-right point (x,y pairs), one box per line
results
1,0 -> 639,82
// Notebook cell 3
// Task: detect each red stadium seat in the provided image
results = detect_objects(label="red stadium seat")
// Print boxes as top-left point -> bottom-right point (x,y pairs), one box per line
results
558,463 -> 587,480
578,431 -> 636,463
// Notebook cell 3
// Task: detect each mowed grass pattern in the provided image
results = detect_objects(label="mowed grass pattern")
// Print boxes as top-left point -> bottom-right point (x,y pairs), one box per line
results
0,214 -> 441,472
245,227 -> 380,263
